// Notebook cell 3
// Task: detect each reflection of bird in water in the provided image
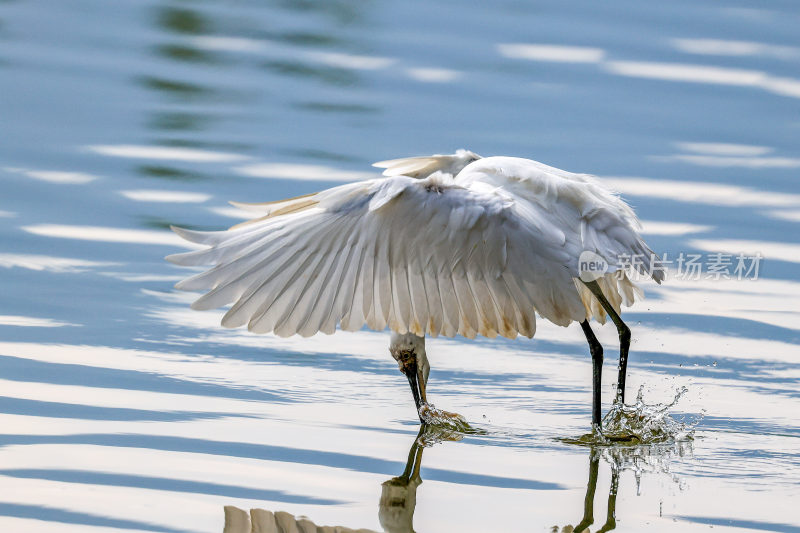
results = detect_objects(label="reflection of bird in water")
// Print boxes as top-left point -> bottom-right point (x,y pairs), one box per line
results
223,505 -> 378,533
554,448 -> 619,533
378,424 -> 460,533
169,150 -> 663,425
222,425 -> 457,533
552,439 -> 692,533
378,440 -> 423,533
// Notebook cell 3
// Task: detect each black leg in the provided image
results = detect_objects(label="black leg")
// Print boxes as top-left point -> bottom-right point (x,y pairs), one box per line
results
582,280 -> 631,403
580,320 -> 604,427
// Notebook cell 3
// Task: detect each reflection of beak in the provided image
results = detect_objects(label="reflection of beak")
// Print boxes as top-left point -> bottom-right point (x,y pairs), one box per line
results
379,426 -> 426,533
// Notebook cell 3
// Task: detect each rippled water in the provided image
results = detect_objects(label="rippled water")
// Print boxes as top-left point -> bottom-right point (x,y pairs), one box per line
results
1,1 -> 800,532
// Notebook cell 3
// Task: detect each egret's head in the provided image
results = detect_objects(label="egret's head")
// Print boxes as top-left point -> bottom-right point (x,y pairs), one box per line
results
389,332 -> 430,386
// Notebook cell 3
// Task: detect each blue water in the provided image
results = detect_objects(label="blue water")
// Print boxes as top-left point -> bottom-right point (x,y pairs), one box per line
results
1,1 -> 799,532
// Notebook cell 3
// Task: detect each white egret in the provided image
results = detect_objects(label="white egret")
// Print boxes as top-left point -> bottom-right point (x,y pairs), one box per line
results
167,150 -> 663,427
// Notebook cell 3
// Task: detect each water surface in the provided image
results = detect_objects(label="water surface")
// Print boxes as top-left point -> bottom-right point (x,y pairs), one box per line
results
1,1 -> 799,532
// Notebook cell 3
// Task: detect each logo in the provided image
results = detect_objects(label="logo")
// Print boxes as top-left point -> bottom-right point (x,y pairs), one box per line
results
578,250 -> 609,282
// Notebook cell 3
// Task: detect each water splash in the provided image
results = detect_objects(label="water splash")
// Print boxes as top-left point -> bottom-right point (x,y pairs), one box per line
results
603,438 -> 694,494
600,385 -> 698,444
552,385 -> 703,509
417,403 -> 485,437
566,385 -> 702,447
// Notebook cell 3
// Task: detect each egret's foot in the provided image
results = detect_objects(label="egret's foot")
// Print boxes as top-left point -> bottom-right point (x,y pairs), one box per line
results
418,403 -> 471,432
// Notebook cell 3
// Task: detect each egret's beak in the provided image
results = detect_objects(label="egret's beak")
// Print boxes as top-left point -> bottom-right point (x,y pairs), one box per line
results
403,360 -> 428,420
417,367 -> 428,404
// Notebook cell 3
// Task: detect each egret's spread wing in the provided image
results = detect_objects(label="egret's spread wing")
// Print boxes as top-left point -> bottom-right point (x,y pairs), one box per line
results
457,156 -> 663,322
168,172 -> 588,339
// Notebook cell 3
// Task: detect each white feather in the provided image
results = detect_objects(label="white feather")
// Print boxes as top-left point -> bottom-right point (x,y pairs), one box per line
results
170,152 -> 662,338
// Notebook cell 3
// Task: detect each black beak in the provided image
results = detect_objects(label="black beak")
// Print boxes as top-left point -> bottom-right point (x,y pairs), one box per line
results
403,359 -> 425,421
